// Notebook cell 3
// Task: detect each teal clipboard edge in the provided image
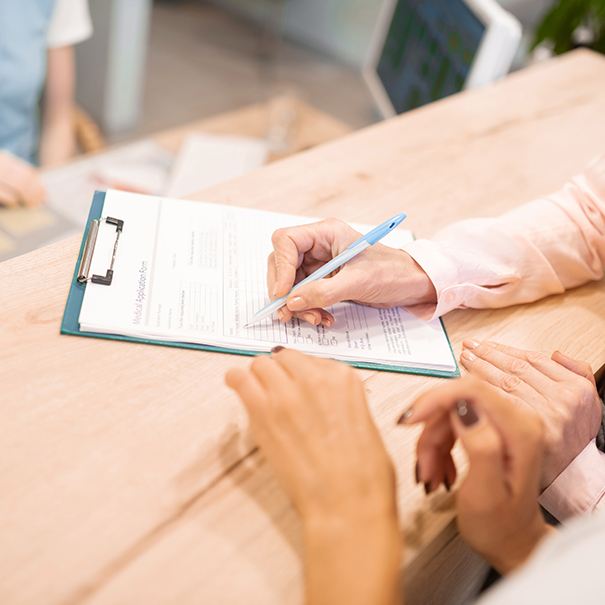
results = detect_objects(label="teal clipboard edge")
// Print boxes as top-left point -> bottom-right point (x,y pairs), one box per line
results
60,192 -> 460,379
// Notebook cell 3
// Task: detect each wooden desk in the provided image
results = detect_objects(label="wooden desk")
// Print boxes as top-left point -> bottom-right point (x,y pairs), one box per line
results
152,96 -> 352,159
2,50 -> 605,605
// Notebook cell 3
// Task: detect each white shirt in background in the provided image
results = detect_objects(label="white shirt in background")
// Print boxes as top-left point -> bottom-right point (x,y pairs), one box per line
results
478,509 -> 605,604
47,0 -> 92,48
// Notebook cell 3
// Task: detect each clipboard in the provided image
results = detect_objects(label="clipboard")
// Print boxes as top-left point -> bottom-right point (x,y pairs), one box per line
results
61,191 -> 460,378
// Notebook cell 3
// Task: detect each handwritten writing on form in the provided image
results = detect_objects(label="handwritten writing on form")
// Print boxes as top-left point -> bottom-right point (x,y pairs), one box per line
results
79,191 -> 456,371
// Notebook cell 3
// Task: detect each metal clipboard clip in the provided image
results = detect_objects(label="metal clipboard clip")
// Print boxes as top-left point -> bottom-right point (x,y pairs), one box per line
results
77,216 -> 124,286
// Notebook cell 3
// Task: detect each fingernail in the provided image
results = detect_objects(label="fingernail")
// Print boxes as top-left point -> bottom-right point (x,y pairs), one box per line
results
287,296 -> 305,311
463,339 -> 480,350
424,482 -> 432,495
397,406 -> 414,424
271,346 -> 285,353
460,350 -> 476,362
456,399 -> 479,427
443,477 -> 451,492
323,317 -> 333,328
414,462 -> 420,484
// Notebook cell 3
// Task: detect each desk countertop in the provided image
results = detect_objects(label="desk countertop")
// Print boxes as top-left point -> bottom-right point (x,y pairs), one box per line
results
2,50 -> 605,605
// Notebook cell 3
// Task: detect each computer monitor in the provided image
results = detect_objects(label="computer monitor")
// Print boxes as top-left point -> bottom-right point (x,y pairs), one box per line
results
364,0 -> 521,117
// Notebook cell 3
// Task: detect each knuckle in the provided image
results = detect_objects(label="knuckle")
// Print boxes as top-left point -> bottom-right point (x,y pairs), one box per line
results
251,356 -> 270,373
577,380 -> 596,402
500,374 -> 521,393
558,387 -> 577,406
271,228 -> 288,247
580,362 -> 593,377
526,350 -> 547,365
325,361 -> 350,385
308,372 -> 327,391
510,358 -> 530,374
332,361 -> 350,376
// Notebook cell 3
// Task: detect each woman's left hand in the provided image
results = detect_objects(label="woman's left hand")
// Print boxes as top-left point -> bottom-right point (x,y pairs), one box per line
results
412,341 -> 602,493
403,377 -> 552,574
459,341 -> 602,488
226,349 -> 401,605
225,348 -> 396,524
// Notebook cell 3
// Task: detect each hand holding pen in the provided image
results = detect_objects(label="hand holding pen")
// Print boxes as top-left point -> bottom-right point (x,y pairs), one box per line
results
258,215 -> 437,327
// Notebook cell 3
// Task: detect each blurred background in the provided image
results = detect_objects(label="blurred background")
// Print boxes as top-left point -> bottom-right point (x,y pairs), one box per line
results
79,0 -> 561,140
1,0 -> 604,261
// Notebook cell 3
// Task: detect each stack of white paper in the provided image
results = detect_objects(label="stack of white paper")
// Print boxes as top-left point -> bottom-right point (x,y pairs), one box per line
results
78,190 -> 457,374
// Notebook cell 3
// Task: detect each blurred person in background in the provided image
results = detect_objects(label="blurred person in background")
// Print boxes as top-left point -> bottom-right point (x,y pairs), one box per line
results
0,0 -> 91,207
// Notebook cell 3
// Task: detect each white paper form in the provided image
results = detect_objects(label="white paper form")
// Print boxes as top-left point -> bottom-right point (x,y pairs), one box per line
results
164,134 -> 269,198
79,191 -> 456,372
43,140 -> 174,225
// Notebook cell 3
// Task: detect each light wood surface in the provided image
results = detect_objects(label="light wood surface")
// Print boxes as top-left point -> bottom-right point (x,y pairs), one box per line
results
1,50 -> 605,605
153,95 -> 353,159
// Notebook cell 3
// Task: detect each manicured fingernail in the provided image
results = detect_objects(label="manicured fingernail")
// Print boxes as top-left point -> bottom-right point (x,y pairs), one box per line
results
424,482 -> 432,495
443,477 -> 451,492
461,350 -> 476,362
271,346 -> 285,353
456,399 -> 479,427
287,296 -> 305,311
463,339 -> 480,350
397,406 -> 414,424
414,462 -> 420,484
322,317 -> 333,328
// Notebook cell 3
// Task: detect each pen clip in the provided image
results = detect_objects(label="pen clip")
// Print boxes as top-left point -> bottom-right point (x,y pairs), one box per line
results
346,212 -> 407,249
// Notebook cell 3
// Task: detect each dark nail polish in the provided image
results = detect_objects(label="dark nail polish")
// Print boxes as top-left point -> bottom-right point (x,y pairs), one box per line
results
414,462 -> 420,484
271,346 -> 285,353
397,406 -> 414,424
456,399 -> 479,427
424,482 -> 432,495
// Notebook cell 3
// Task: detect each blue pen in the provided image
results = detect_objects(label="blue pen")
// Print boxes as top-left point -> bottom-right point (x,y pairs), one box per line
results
244,212 -> 407,328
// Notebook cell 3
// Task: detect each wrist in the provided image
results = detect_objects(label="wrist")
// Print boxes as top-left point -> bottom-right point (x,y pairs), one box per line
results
395,249 -> 437,306
303,512 -> 402,605
302,487 -> 399,532
303,506 -> 399,539
489,520 -> 554,575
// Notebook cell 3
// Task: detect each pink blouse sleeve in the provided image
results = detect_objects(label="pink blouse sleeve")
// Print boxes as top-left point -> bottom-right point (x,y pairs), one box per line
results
401,156 -> 605,319
538,440 -> 605,521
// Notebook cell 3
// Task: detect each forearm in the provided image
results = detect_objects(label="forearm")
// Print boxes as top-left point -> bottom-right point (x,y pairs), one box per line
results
303,515 -> 402,605
402,156 -> 605,319
39,112 -> 75,167
40,46 -> 77,167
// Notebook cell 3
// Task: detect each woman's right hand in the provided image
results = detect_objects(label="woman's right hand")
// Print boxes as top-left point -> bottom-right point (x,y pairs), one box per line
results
0,151 -> 46,207
403,377 -> 554,574
267,218 -> 436,326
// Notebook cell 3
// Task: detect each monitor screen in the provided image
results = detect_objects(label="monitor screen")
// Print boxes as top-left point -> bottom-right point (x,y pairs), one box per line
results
376,0 -> 486,113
